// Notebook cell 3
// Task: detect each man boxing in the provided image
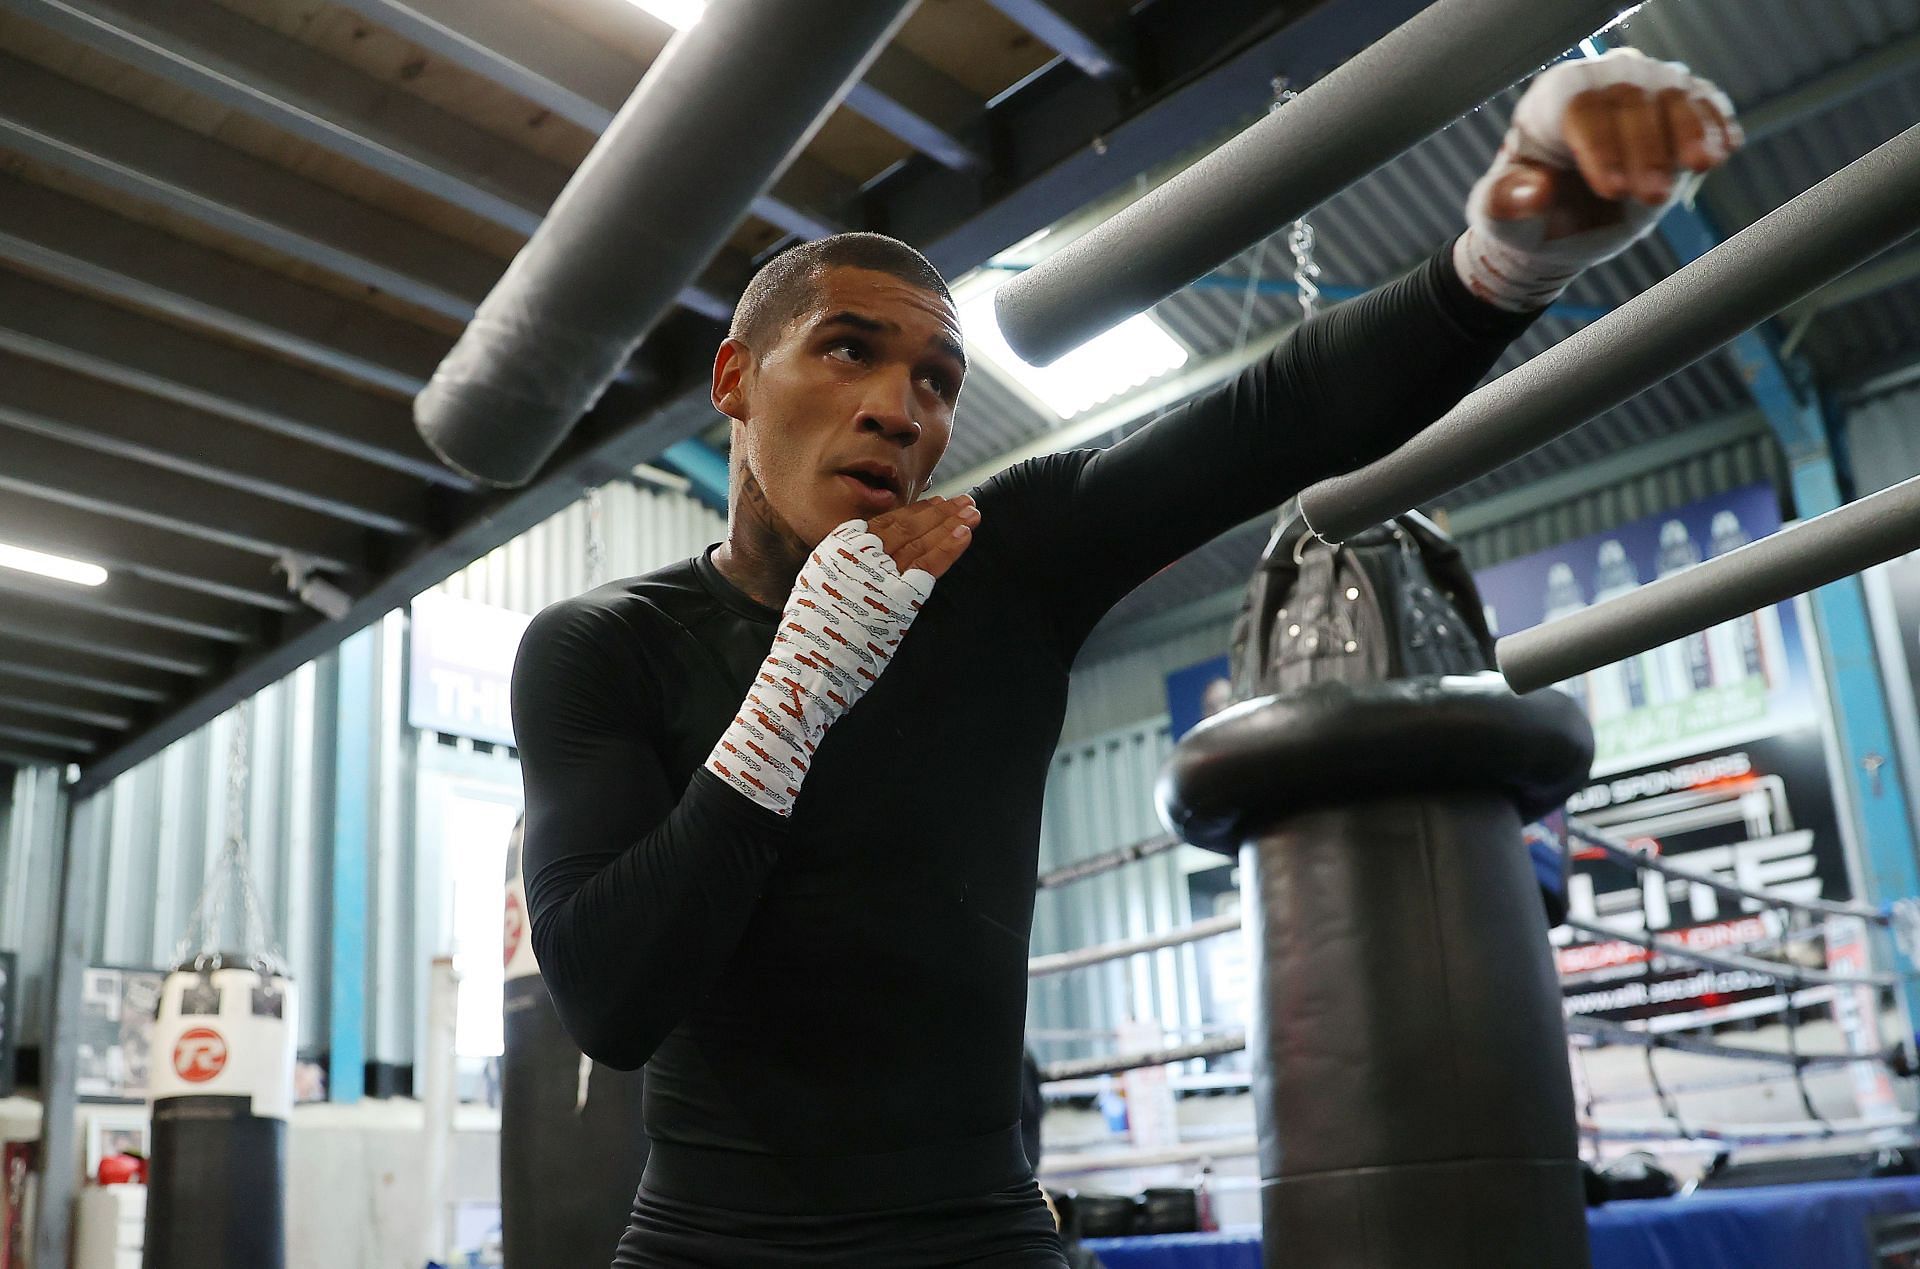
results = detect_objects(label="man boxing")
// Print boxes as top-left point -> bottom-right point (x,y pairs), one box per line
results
512,49 -> 1739,1267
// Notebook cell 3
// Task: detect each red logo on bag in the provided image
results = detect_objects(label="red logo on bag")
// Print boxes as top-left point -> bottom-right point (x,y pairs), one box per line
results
504,892 -> 526,969
174,1028 -> 228,1083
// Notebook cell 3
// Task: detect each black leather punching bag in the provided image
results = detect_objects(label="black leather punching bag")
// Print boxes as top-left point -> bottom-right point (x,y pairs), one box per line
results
1160,675 -> 1595,1268
501,819 -> 651,1269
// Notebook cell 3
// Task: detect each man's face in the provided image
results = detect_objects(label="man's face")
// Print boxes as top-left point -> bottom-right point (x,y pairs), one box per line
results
714,265 -> 967,548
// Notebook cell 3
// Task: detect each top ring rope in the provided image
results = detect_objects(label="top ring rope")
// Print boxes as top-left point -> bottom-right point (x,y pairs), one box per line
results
1035,833 -> 1182,890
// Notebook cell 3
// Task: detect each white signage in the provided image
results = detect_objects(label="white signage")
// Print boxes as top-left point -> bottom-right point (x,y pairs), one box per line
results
408,592 -> 533,746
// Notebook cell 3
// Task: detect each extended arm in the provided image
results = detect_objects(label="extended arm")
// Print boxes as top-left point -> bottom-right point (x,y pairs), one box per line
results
976,48 -> 1737,646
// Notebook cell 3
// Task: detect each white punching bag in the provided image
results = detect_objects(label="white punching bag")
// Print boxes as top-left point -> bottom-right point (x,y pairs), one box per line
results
145,957 -> 297,1269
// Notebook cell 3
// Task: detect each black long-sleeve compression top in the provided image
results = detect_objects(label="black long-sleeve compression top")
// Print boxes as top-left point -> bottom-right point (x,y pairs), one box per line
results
511,248 -> 1538,1217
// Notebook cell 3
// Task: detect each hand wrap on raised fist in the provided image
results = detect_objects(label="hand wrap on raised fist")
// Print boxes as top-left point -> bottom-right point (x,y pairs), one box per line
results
1456,48 -> 1741,312
704,521 -> 935,816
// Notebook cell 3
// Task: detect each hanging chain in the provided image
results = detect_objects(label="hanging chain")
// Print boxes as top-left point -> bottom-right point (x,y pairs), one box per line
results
1288,219 -> 1322,320
1269,78 -> 1323,322
173,699 -> 285,975
584,486 -> 608,589
225,694 -> 249,848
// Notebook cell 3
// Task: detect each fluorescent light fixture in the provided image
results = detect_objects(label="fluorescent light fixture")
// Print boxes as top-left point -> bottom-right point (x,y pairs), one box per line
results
627,0 -> 705,29
958,276 -> 1190,420
0,541 -> 107,587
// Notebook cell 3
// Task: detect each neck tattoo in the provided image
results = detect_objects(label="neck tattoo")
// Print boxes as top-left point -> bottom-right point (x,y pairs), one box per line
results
715,469 -> 812,608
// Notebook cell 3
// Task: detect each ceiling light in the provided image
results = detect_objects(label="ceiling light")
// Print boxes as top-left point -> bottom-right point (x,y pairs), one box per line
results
0,541 -> 108,587
958,277 -> 1190,420
627,0 -> 705,29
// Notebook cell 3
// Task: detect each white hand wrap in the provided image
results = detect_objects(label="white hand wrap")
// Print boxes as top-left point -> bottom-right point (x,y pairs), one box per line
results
1456,48 -> 1741,311
705,521 -> 935,816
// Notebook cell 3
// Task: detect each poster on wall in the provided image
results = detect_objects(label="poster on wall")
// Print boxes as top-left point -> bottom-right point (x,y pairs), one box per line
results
1475,483 -> 1813,775
75,967 -> 165,1102
408,591 -> 534,747
1165,654 -> 1232,742
1554,731 -> 1855,1027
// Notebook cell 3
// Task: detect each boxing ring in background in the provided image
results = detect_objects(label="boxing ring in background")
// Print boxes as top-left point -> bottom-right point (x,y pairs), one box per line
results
1028,816 -> 1918,1161
1004,8 -> 1920,1252
1028,816 -> 1920,1267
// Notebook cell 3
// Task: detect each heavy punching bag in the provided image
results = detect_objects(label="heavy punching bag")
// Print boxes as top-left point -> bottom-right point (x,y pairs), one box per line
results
144,956 -> 296,1269
501,819 -> 652,1268
1162,675 -> 1594,1267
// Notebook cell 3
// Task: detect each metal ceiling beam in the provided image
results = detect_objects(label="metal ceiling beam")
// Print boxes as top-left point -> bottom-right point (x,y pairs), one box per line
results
0,269 -> 462,487
0,488 -> 296,612
1,0 -> 760,316
0,429 -> 371,572
0,634 -> 177,704
0,171 -> 443,396
0,352 -> 430,536
3,0 -> 574,234
0,716 -> 93,757
0,593 -> 219,678
330,0 -> 854,240
71,358 -> 720,795
0,51 -> 495,321
878,0 -> 1435,277
844,47 -> 987,172
1783,242 -> 1920,326
983,0 -> 1132,82
1738,29 -> 1920,144
0,570 -> 256,646
0,675 -> 134,732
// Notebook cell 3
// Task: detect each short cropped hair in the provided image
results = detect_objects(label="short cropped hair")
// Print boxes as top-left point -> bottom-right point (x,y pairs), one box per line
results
729,232 -> 952,351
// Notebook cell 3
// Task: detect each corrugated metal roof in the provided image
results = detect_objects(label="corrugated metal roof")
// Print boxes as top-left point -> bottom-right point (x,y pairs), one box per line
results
943,360 -> 1055,477
1843,384 -> 1920,494
1618,0 -> 1920,106
1804,278 -> 1920,385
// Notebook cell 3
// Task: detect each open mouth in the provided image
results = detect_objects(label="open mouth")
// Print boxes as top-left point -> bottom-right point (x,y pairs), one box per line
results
835,463 -> 905,511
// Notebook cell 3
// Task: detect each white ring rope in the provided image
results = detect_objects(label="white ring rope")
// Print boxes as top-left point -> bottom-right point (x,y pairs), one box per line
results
1580,1114 -> 1915,1145
1041,1033 -> 1249,1083
1036,834 -> 1183,890
1567,1015 -> 1880,1069
1565,819 -> 1890,924
1028,911 -> 1243,977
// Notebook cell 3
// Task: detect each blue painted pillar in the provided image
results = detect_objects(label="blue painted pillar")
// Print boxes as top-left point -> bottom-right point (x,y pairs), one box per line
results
1791,457 -> 1920,907
663,439 -> 731,511
1653,207 -> 1920,918
330,628 -> 373,1103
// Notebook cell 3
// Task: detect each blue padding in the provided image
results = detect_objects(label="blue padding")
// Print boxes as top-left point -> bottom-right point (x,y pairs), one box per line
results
1083,1177 -> 1920,1269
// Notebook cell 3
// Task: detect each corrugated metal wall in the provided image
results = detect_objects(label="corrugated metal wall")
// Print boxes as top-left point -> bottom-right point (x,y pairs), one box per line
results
1061,619 -> 1238,747
1846,387 -> 1920,497
0,481 -> 724,1066
435,481 -> 726,614
1029,720 -> 1206,1061
0,764 -> 65,1045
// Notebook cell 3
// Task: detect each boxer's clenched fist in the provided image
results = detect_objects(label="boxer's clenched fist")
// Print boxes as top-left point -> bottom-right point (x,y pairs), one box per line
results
1456,47 -> 1742,312
704,498 -> 980,816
